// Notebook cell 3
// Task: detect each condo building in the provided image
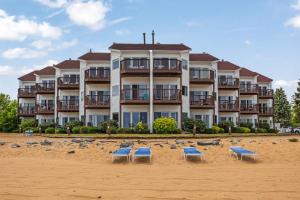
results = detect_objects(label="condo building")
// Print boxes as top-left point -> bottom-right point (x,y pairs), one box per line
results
17,36 -> 274,132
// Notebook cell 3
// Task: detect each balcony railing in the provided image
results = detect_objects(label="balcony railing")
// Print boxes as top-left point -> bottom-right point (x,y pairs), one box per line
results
85,68 -> 110,83
240,104 -> 259,114
120,88 -> 150,104
219,99 -> 239,112
258,89 -> 274,98
36,83 -> 55,94
259,107 -> 273,116
218,78 -> 239,89
240,84 -> 258,94
18,88 -> 35,98
190,95 -> 215,108
58,77 -> 79,89
85,95 -> 110,108
120,59 -> 150,76
190,69 -> 214,84
36,104 -> 54,114
19,106 -> 35,116
153,89 -> 182,104
57,100 -> 79,112
153,59 -> 181,75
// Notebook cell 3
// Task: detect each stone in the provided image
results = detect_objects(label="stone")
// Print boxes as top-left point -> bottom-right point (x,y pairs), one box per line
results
120,141 -> 134,148
203,147 -> 208,150
272,142 -> 277,144
0,141 -> 6,145
45,148 -> 51,151
11,144 -> 21,148
40,139 -> 52,146
170,144 -> 177,149
68,150 -> 75,154
109,150 -> 112,154
187,141 -> 193,144
154,143 -> 163,148
190,144 -> 196,147
79,142 -> 87,148
175,139 -> 184,145
71,138 -> 83,143
197,139 -> 220,146
27,141 -> 39,145
84,138 -> 95,143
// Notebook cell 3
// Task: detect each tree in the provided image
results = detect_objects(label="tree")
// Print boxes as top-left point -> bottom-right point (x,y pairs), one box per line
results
0,93 -> 18,132
274,88 -> 291,127
292,80 -> 300,124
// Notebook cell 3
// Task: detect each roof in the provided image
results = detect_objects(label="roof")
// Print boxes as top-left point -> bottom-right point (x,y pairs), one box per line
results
55,59 -> 80,69
78,52 -> 110,60
34,66 -> 56,76
217,61 -> 240,70
189,53 -> 218,61
18,70 -> 37,81
109,43 -> 191,51
257,73 -> 273,82
239,67 -> 258,77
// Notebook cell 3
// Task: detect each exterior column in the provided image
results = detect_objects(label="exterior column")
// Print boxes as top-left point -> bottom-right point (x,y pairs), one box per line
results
149,50 -> 154,133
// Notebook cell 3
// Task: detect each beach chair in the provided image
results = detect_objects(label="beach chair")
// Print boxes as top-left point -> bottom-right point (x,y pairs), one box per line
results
183,147 -> 203,160
229,146 -> 256,160
133,147 -> 151,162
112,147 -> 132,162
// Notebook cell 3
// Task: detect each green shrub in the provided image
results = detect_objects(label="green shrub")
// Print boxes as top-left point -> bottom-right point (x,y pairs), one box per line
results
88,126 -> 99,133
268,128 -> 278,133
219,128 -> 225,133
211,125 -> 221,134
240,127 -> 251,133
20,119 -> 37,131
72,126 -> 80,134
45,127 -> 55,134
205,128 -> 213,134
80,126 -> 89,134
256,128 -> 267,133
239,122 -> 253,129
258,122 -> 270,130
182,118 -> 206,133
55,128 -> 66,134
153,117 -> 177,134
218,120 -> 234,133
65,121 -> 83,131
111,127 -> 118,134
38,123 -> 55,133
99,120 -> 118,133
118,127 -> 135,134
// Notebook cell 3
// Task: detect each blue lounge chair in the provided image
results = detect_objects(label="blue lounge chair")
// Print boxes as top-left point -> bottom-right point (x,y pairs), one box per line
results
183,147 -> 203,160
229,146 -> 256,160
112,147 -> 132,162
133,147 -> 151,162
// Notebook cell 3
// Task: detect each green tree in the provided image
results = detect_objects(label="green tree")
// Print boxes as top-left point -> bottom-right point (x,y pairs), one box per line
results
0,93 -> 18,132
292,80 -> 300,124
274,88 -> 291,127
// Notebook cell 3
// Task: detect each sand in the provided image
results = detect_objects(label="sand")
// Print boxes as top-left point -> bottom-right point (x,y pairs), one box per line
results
0,134 -> 300,200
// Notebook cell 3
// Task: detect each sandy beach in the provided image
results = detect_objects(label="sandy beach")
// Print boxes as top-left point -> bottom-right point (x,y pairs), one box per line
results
0,134 -> 300,200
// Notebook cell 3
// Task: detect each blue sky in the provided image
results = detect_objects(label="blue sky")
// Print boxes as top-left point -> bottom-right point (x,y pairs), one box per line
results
0,0 -> 299,100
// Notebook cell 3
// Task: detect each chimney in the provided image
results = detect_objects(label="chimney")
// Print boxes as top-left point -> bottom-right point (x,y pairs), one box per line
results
89,48 -> 92,53
152,30 -> 155,44
143,33 -> 146,44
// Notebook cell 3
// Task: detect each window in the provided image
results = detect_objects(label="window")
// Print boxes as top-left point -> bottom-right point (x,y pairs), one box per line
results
123,112 -> 148,128
182,59 -> 188,70
154,112 -> 178,122
194,115 -> 209,127
112,85 -> 119,96
182,86 -> 188,96
88,115 -> 109,126
113,112 -> 119,122
123,112 -> 131,128
182,112 -> 188,120
113,59 -> 119,69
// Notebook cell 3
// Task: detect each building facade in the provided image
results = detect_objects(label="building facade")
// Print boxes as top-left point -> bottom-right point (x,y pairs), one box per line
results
17,40 -> 274,132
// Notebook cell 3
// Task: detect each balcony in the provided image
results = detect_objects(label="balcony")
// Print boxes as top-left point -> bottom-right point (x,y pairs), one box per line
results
85,95 -> 110,108
57,100 -> 79,112
190,95 -> 215,109
36,104 -> 54,115
18,106 -> 35,117
120,88 -> 150,104
240,104 -> 259,114
153,89 -> 182,104
120,59 -> 150,76
258,89 -> 274,99
219,99 -> 239,112
218,78 -> 239,90
190,69 -> 214,84
259,107 -> 273,116
18,88 -> 35,98
240,84 -> 259,95
57,77 -> 79,90
36,83 -> 55,94
153,59 -> 181,76
85,68 -> 110,83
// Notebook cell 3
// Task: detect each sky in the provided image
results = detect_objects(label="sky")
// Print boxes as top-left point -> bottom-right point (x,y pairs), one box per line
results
0,0 -> 299,101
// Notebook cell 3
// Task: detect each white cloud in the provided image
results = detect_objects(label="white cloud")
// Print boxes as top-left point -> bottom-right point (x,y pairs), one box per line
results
35,0 -> 67,8
110,17 -> 131,25
292,0 -> 300,10
244,40 -> 252,46
31,40 -> 52,49
115,29 -> 131,36
274,80 -> 298,101
0,65 -> 14,75
0,8 -> 62,41
66,1 -> 110,30
285,15 -> 300,28
2,48 -> 47,59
